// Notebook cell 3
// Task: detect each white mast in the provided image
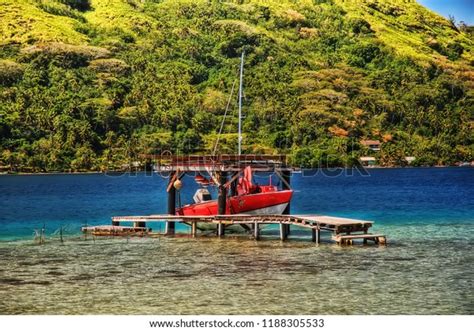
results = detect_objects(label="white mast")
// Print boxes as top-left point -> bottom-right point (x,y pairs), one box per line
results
238,51 -> 244,155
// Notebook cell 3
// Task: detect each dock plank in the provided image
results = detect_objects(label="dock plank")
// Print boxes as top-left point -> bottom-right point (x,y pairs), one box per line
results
333,233 -> 387,245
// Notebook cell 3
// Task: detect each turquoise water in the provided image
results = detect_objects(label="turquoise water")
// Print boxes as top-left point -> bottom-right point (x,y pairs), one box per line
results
0,168 -> 473,314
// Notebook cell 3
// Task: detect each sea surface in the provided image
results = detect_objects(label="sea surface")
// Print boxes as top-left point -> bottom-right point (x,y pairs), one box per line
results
0,168 -> 473,314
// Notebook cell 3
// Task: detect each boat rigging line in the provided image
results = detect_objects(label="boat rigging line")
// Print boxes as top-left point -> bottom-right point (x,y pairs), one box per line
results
212,79 -> 237,156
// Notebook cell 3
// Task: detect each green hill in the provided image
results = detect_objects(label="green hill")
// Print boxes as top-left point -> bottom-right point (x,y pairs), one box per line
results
0,0 -> 473,171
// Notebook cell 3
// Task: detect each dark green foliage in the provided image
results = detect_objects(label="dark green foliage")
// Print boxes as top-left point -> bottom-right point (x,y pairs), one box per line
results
348,18 -> 373,35
0,60 -> 24,86
0,44 -> 21,59
38,3 -> 86,22
367,1 -> 403,17
346,42 -> 382,67
313,0 -> 334,5
428,39 -> 465,60
20,43 -> 110,69
58,0 -> 91,12
446,42 -> 464,60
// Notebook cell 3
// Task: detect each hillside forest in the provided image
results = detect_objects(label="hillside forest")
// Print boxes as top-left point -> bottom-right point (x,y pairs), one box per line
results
0,0 -> 473,171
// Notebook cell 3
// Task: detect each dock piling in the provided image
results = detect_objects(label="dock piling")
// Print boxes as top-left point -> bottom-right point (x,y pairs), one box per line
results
230,171 -> 238,197
166,172 -> 176,235
282,170 -> 291,215
218,171 -> 227,215
254,222 -> 260,240
217,222 -> 225,237
311,227 -> 320,244
191,222 -> 197,238
281,170 -> 291,239
217,172 -> 227,237
280,222 -> 288,241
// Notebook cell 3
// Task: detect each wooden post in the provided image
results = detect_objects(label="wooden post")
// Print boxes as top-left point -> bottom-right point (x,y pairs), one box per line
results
280,222 -> 288,241
281,170 -> 291,238
218,171 -> 227,214
217,222 -> 225,237
217,171 -> 227,236
230,171 -> 238,197
282,170 -> 291,215
254,222 -> 260,240
166,172 -> 176,235
191,222 -> 197,238
311,227 -> 320,244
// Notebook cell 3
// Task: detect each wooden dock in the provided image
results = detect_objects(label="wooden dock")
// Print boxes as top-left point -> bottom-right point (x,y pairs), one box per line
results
81,214 -> 386,245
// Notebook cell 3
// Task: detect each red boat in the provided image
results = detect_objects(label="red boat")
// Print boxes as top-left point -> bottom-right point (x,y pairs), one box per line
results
177,166 -> 293,216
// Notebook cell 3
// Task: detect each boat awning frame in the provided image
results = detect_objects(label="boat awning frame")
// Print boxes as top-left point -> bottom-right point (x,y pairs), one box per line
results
143,154 -> 291,172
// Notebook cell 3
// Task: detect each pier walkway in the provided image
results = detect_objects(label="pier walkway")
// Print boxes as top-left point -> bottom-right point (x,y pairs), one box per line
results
82,214 -> 386,245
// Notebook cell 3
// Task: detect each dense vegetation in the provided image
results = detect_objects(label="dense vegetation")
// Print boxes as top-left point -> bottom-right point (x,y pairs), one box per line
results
0,0 -> 473,171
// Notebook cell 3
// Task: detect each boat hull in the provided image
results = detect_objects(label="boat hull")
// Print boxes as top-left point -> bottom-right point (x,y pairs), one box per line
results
178,190 -> 293,216
178,190 -> 293,232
